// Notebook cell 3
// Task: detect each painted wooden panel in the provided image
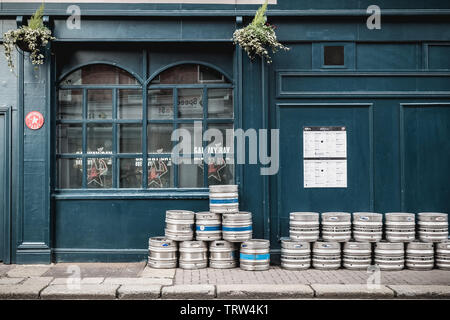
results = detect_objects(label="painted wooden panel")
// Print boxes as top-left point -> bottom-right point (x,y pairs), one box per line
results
0,113 -> 5,261
401,103 -> 450,213
356,44 -> 418,70
428,45 -> 450,70
274,103 -> 373,241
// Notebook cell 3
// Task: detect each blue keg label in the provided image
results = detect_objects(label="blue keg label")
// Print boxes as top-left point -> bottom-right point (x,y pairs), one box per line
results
162,243 -> 169,247
360,216 -> 370,221
240,253 -> 270,260
295,245 -> 302,248
329,217 -> 338,221
222,226 -> 252,232
210,198 -> 239,204
196,225 -> 221,231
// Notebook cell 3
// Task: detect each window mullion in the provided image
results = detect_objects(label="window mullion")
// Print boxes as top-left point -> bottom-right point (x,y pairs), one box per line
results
82,88 -> 87,189
203,86 -> 208,188
173,87 -> 179,188
112,88 -> 118,188
143,87 -> 148,189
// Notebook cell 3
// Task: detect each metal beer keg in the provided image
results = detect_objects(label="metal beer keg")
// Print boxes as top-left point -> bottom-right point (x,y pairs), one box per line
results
352,212 -> 383,242
148,237 -> 178,269
436,242 -> 450,270
385,212 -> 415,243
321,212 -> 352,242
209,185 -> 239,214
289,212 -> 320,242
179,241 -> 208,269
195,211 -> 222,241
406,242 -> 434,270
240,239 -> 270,271
281,240 -> 311,270
222,212 -> 252,242
312,241 -> 341,270
209,240 -> 238,269
165,210 -> 195,241
343,242 -> 372,270
374,242 -> 404,271
417,212 -> 448,243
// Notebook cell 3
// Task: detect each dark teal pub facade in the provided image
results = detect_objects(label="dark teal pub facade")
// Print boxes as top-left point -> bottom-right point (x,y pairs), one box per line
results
0,0 -> 449,264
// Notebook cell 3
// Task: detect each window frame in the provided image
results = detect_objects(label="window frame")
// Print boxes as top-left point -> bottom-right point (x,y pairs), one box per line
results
55,63 -> 236,193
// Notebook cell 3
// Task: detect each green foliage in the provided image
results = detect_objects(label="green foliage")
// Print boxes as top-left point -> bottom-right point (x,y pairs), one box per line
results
232,0 -> 289,64
2,3 -> 55,73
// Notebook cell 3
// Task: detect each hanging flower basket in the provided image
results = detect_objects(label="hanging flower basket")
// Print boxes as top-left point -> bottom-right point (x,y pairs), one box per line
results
232,0 -> 289,64
2,4 -> 55,72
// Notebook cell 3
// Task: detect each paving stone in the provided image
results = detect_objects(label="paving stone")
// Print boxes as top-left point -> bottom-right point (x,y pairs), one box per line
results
311,284 -> 395,299
7,265 -> 51,278
0,265 -> 13,277
23,277 -> 54,286
140,267 -> 176,279
50,277 -> 104,285
0,284 -> 48,299
216,284 -> 314,299
103,277 -> 172,285
40,284 -> 119,300
42,262 -> 146,278
117,285 -> 162,299
388,285 -> 450,299
0,277 -> 24,285
162,285 -> 215,300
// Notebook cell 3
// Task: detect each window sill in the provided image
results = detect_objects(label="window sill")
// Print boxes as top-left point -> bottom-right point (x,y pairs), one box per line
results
52,189 -> 210,200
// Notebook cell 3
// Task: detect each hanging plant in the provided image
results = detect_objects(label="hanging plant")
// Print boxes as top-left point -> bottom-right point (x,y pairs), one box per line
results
232,0 -> 289,64
2,4 -> 55,72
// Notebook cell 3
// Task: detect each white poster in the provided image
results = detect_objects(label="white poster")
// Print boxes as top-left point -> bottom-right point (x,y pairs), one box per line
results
303,126 -> 347,188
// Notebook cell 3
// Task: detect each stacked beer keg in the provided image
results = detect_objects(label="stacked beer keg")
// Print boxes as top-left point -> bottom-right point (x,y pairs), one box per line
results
148,184 -> 272,271
282,210 -> 449,271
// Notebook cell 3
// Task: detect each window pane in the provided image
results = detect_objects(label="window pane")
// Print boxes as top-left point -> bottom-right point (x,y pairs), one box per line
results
118,124 -> 141,153
150,64 -> 229,85
61,64 -> 138,85
87,157 -> 113,189
87,124 -> 113,153
57,124 -> 82,154
148,89 -> 173,120
148,123 -> 173,153
324,46 -> 345,66
178,123 -> 203,155
206,123 -> 234,152
208,88 -> 233,119
88,89 -> 113,120
178,88 -> 203,119
119,158 -> 142,188
147,157 -> 174,188
178,159 -> 204,188
207,157 -> 235,186
118,89 -> 142,119
57,89 -> 82,120
57,158 -> 82,189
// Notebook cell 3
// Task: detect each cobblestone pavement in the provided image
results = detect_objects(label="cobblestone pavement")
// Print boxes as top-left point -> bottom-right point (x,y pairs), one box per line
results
174,267 -> 450,285
0,263 -> 449,299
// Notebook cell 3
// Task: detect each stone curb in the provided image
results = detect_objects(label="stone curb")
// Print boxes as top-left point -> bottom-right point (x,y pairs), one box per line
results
216,284 -> 314,299
161,285 -> 216,300
117,285 -> 162,299
387,285 -> 450,299
40,284 -> 119,300
311,284 -> 395,299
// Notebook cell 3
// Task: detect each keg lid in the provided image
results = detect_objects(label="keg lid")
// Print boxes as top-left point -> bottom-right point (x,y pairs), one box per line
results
281,239 -> 310,249
209,185 -> 238,193
195,211 -> 221,220
418,212 -> 448,222
375,241 -> 404,250
322,212 -> 351,222
407,241 -> 434,250
343,242 -> 371,250
241,239 -> 270,249
353,212 -> 382,222
180,240 -> 207,248
210,240 -> 236,249
223,212 -> 252,220
436,242 -> 450,250
166,210 -> 195,219
385,212 -> 415,222
149,236 -> 175,245
313,241 -> 340,249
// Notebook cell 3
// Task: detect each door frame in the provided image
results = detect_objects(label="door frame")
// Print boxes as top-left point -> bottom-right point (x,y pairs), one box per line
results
0,106 -> 12,264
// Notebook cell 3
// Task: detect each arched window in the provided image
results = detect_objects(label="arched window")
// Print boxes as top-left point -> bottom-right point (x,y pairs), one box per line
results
56,63 -> 234,190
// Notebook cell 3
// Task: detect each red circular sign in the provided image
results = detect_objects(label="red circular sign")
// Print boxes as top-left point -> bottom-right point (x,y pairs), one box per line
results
25,111 -> 45,130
